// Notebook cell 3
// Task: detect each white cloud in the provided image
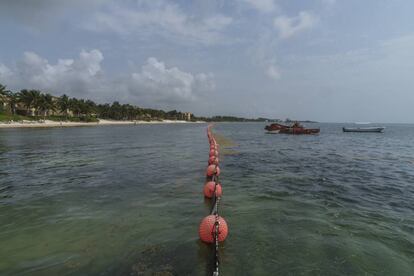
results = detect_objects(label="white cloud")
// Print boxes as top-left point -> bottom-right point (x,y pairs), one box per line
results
1,49 -> 104,97
274,11 -> 318,39
83,1 -> 233,45
266,65 -> 281,80
0,64 -> 13,81
0,50 -> 215,110
246,32 -> 283,80
242,0 -> 277,13
129,57 -> 215,105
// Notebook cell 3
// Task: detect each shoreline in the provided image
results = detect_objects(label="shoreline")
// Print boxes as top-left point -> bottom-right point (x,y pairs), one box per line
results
0,119 -> 205,129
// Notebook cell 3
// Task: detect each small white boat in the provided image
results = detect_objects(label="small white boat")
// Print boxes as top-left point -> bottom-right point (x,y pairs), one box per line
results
342,127 -> 385,133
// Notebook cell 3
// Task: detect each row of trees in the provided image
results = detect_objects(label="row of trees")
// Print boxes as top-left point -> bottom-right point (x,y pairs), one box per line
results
0,84 -> 192,121
1,86 -> 58,117
1,83 -> 280,122
195,115 -> 271,122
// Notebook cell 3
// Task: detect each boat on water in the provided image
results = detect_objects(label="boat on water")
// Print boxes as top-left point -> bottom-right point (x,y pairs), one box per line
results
342,127 -> 385,133
264,123 -> 290,133
265,122 -> 320,135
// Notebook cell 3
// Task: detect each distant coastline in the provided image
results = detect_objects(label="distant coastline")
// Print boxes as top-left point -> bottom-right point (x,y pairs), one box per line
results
1,83 -> 318,126
198,116 -> 319,123
0,119 -> 204,129
0,118 -> 320,128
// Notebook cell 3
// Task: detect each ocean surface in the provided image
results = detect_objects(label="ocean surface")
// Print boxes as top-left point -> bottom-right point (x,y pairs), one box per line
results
1,123 -> 413,275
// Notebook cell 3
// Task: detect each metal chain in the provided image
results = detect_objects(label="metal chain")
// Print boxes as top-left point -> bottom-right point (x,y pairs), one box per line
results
213,214 -> 220,276
211,172 -> 221,275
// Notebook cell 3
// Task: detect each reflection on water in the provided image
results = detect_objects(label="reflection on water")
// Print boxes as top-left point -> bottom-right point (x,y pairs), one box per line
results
1,123 -> 414,275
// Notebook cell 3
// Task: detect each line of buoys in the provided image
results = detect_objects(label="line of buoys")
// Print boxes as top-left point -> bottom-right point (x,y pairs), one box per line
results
199,125 -> 228,275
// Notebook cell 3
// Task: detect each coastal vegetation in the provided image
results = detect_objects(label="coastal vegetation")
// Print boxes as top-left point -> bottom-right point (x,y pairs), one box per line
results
196,116 -> 317,123
0,83 -> 193,122
1,83 -> 313,123
197,116 -> 272,122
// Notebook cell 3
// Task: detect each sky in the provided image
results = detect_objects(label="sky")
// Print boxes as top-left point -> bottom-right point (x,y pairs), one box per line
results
1,0 -> 414,123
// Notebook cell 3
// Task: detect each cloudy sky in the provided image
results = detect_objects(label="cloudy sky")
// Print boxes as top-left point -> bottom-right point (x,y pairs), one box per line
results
1,0 -> 414,122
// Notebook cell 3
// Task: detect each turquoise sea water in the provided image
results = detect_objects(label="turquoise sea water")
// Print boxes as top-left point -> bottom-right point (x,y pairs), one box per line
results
1,123 -> 413,275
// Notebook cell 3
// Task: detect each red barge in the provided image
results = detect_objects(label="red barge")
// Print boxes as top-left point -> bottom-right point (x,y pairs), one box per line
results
265,122 -> 320,135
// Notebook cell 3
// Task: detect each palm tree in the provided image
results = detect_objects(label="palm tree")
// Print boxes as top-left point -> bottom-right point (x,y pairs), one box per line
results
96,103 -> 110,118
77,99 -> 87,116
0,83 -> 9,94
84,100 -> 96,116
18,89 -> 41,116
37,93 -> 56,118
69,98 -> 81,117
7,93 -> 19,115
57,94 -> 70,119
124,104 -> 137,120
110,101 -> 122,120
0,84 -> 11,111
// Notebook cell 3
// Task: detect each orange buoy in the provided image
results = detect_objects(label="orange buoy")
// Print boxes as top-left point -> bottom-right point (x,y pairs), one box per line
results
203,181 -> 222,198
210,144 -> 218,149
206,165 -> 220,176
199,215 -> 228,243
209,149 -> 219,157
208,156 -> 219,165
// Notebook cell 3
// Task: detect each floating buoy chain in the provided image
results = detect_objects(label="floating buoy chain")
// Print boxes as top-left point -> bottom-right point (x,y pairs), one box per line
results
199,125 -> 229,276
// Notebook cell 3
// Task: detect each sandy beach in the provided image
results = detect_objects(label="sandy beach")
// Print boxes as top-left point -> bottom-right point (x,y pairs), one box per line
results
0,119 -> 204,128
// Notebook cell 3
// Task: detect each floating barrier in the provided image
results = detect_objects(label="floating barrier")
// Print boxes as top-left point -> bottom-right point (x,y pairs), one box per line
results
203,181 -> 222,198
199,124 -> 228,276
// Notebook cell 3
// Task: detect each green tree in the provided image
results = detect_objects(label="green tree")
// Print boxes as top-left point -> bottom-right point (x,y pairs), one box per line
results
0,84 -> 11,111
69,98 -> 81,117
96,103 -> 110,119
57,94 -> 70,119
1,83 -> 195,121
167,110 -> 179,120
84,100 -> 97,116
76,99 -> 96,117
7,93 -> 19,115
124,104 -> 138,120
109,101 -> 122,120
37,93 -> 56,118
18,89 -> 41,116
77,99 -> 86,115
